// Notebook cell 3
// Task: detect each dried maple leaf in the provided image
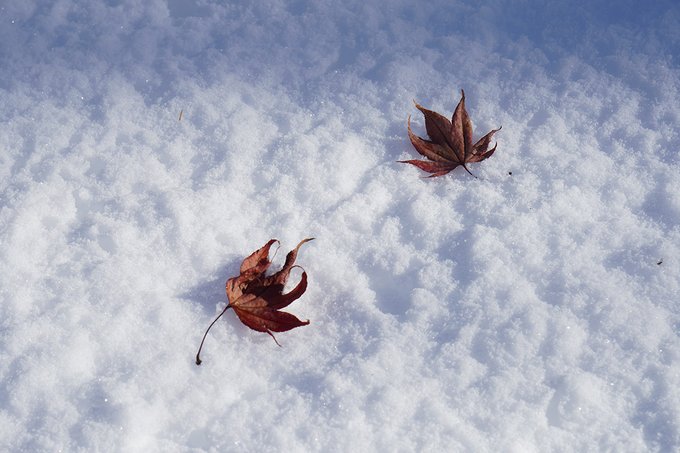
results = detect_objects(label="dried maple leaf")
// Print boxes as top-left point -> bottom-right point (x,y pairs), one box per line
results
195,238 -> 313,365
399,90 -> 501,178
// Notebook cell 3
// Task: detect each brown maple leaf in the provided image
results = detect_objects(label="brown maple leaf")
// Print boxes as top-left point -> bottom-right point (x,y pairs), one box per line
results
399,90 -> 501,177
195,238 -> 313,365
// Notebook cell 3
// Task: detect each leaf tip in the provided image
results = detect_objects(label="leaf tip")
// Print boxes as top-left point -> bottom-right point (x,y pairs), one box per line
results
297,237 -> 315,249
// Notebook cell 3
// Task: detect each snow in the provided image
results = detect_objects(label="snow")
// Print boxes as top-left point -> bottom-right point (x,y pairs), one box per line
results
1,0 -> 679,451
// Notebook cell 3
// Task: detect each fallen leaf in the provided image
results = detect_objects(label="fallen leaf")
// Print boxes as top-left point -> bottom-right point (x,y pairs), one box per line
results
195,238 -> 313,365
400,90 -> 501,178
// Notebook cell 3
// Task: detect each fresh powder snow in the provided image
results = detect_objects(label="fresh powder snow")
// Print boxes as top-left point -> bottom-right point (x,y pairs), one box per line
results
1,1 -> 679,451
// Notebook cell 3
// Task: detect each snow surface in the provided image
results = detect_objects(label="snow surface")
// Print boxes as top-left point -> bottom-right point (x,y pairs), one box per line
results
1,0 -> 680,451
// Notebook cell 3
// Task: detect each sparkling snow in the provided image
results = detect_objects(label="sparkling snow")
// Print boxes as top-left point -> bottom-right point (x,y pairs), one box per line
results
1,1 -> 679,451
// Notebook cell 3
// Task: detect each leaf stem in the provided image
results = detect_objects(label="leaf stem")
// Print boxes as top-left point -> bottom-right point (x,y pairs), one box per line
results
462,165 -> 478,178
195,305 -> 231,366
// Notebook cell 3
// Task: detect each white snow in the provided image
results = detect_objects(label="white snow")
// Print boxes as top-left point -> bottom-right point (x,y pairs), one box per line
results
1,0 -> 679,451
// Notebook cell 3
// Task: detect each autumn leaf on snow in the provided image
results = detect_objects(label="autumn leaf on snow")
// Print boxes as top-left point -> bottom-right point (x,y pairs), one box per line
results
195,238 -> 313,365
400,90 -> 501,177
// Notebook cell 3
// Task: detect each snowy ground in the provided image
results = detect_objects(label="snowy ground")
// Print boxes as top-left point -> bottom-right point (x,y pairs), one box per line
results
1,1 -> 679,451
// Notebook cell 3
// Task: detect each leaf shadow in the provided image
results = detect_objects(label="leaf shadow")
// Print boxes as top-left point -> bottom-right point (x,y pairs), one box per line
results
180,258 -> 241,314
385,116 -> 412,161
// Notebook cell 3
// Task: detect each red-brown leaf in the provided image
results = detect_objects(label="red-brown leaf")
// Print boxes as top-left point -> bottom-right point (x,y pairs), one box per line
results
195,238 -> 313,364
397,159 -> 458,177
239,238 -> 278,277
400,90 -> 500,178
406,115 -> 452,163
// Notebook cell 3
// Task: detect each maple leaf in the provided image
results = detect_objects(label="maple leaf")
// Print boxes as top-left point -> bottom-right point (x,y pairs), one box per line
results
399,90 -> 501,178
195,238 -> 313,365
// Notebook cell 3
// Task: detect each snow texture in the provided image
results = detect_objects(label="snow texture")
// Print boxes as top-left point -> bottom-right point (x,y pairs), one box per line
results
1,0 -> 679,451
